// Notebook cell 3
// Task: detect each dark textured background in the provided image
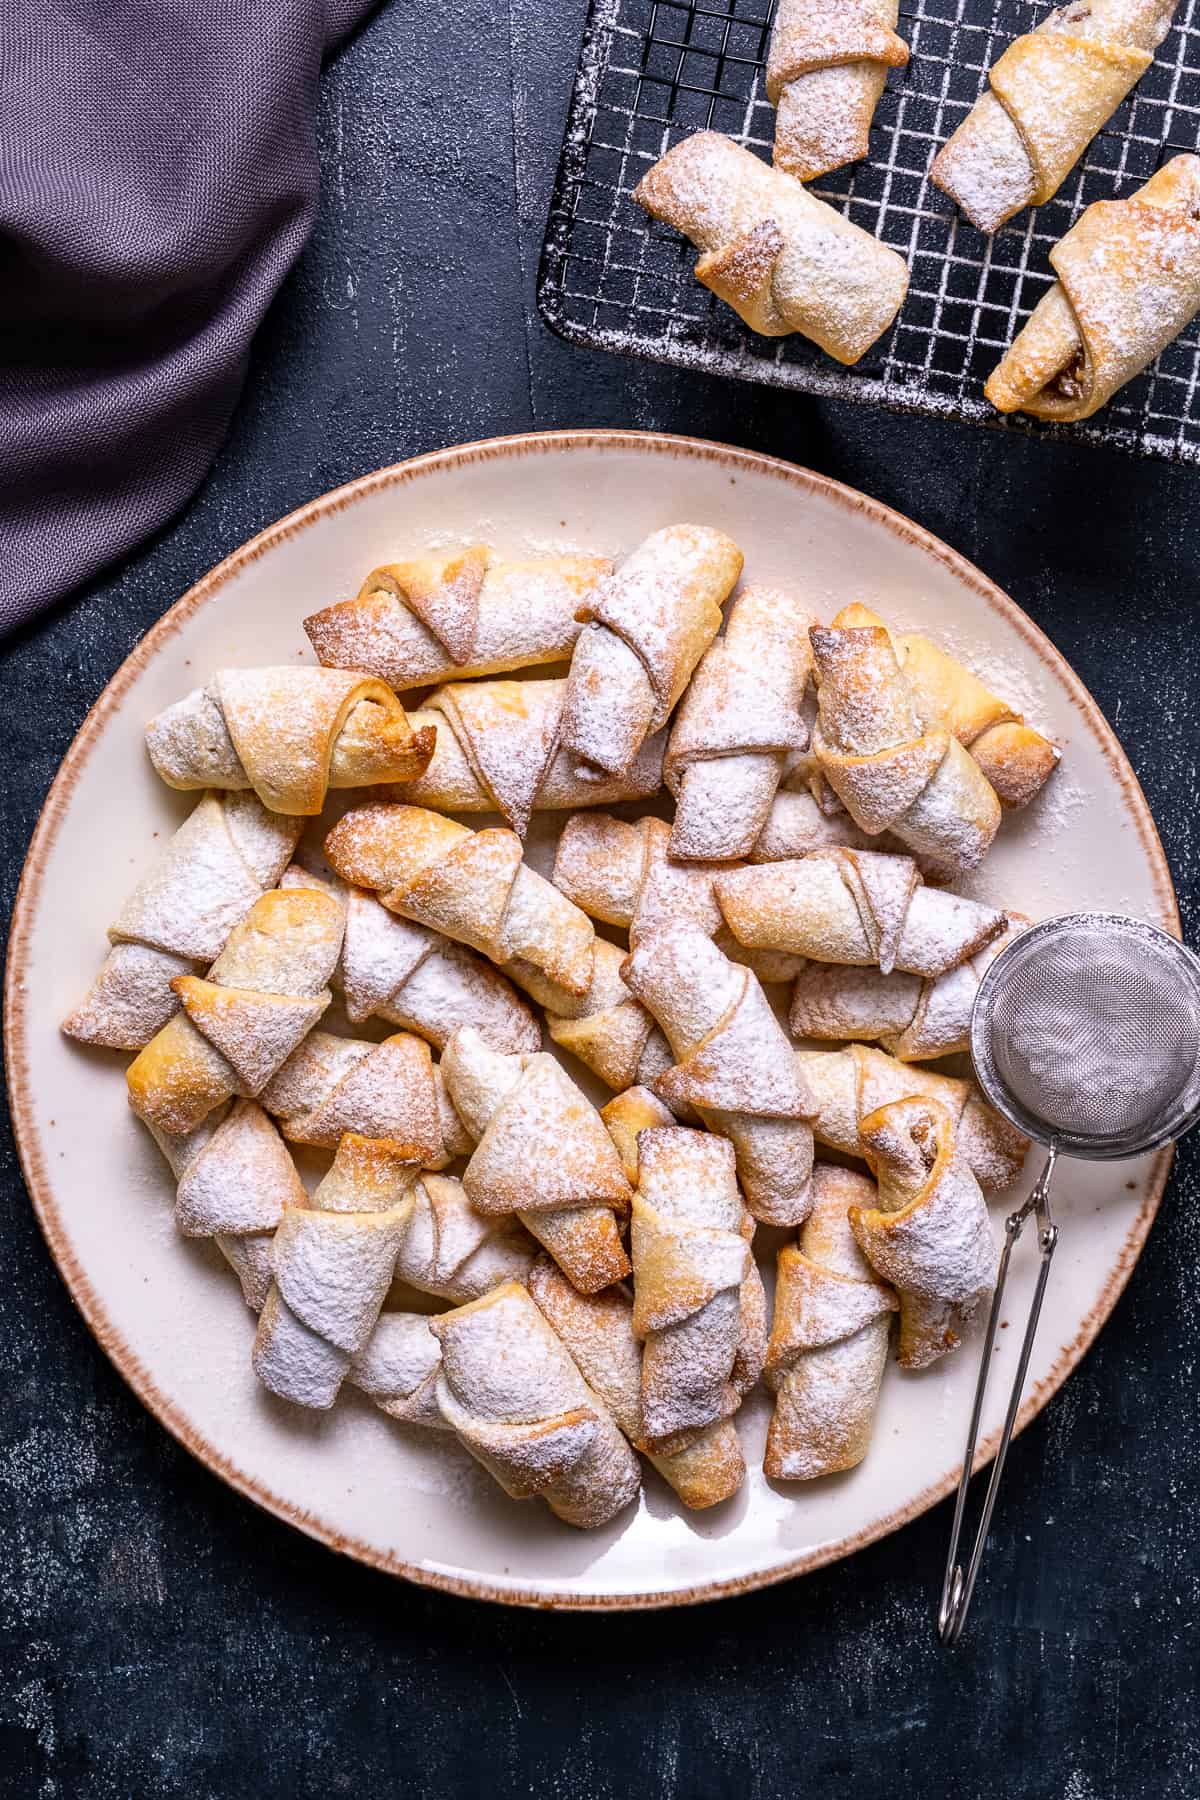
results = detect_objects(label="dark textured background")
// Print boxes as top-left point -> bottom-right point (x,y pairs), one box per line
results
2,3 -> 1197,1795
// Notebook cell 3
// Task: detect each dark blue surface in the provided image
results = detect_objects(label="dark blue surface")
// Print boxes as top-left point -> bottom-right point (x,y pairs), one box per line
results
1,3 -> 1196,1794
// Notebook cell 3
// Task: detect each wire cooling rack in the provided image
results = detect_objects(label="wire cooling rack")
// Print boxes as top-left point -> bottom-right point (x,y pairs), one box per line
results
537,0 -> 1200,461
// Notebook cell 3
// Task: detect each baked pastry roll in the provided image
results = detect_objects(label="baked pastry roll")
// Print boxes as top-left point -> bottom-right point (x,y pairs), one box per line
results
324,804 -> 596,1010
125,886 -> 344,1136
799,1041 -> 1028,1190
304,547 -> 612,691
831,605 -> 1060,808
631,1127 -> 764,1448
621,926 -> 817,1226
634,131 -> 909,362
401,679 -> 666,836
603,1088 -> 767,1378
600,1084 -> 676,1183
259,1029 -> 472,1166
931,0 -> 1178,234
430,1281 -> 642,1528
790,913 -> 1030,1060
986,155 -> 1200,422
759,786 -> 946,873
392,1173 -> 537,1303
552,811 -> 804,986
715,846 -> 1006,976
63,791 -> 301,1051
322,805 -> 668,1094
663,584 -> 814,862
852,1098 -> 998,1367
280,862 -> 540,1055
561,525 -> 743,783
441,1027 -> 633,1293
142,1098 -> 305,1311
544,937 -> 672,1095
145,667 -> 434,815
767,0 -> 909,181
810,622 -> 1002,877
751,787 -> 886,862
528,1256 -> 746,1509
764,1166 -> 897,1479
348,1312 -> 450,1429
253,1135 -> 417,1409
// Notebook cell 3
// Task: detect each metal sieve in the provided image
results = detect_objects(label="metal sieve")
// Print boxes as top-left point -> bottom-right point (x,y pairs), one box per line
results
939,913 -> 1200,1644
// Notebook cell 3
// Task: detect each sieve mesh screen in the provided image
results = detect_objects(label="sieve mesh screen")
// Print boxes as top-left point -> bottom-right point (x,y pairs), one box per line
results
977,920 -> 1200,1148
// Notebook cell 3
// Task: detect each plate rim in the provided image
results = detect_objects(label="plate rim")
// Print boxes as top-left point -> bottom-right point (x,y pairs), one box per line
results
4,427 -> 1178,1610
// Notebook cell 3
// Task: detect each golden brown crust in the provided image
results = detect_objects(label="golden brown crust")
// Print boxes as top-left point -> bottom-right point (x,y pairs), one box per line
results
664,585 -> 815,862
630,1127 -> 755,1449
259,1028 -> 470,1165
715,846 -> 1005,977
325,804 -> 596,1005
141,1099 -> 306,1311
634,132 -> 908,362
767,0 -> 909,181
621,926 -> 817,1226
931,0 -> 1175,231
561,525 -> 742,780
442,1029 -> 633,1294
764,1166 -> 897,1479
985,155 -> 1200,422
852,1099 -> 996,1369
810,624 -> 1002,878
552,810 -> 805,987
304,550 -> 612,691
527,1256 -> 746,1510
789,913 -> 1030,1060
145,667 -> 434,815
63,793 -> 303,1051
125,888 -> 343,1136
832,604 -> 1060,809
799,1041 -> 1029,1190
252,1134 -> 419,1410
429,1282 -> 642,1529
402,679 -> 665,836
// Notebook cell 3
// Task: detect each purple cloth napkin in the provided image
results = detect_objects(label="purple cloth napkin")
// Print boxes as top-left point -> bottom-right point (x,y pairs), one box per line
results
0,0 -> 374,635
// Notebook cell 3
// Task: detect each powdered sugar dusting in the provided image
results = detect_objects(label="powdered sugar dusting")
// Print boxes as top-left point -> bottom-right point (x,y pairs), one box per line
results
853,1098 -> 998,1367
430,1283 -> 641,1528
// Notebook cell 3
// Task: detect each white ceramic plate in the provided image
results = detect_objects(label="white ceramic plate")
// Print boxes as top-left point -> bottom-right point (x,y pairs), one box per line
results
6,431 -> 1175,1609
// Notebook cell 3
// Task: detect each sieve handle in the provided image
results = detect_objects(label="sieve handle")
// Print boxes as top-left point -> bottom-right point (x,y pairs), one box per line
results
937,1147 -> 1059,1645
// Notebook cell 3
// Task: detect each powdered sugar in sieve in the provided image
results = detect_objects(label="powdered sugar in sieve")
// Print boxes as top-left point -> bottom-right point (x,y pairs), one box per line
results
943,913 -> 1200,1643
971,914 -> 1200,1157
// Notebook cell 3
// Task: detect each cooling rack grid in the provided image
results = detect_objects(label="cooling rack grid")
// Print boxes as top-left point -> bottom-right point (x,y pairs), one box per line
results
537,0 -> 1200,461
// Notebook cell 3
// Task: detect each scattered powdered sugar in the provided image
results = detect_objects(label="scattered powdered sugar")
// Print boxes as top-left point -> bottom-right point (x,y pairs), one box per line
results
575,524 -> 739,724
63,793 -> 302,1050
430,1284 -> 641,1527
932,92 -> 1034,234
340,887 -> 539,1054
632,1128 -> 751,1443
348,1312 -> 447,1427
394,1174 -> 537,1302
852,1099 -> 997,1367
261,1029 -> 448,1161
172,1100 -> 304,1239
763,1165 -> 897,1478
560,624 -> 655,780
811,626 -> 1000,877
624,927 -> 816,1225
665,584 -> 812,860
88,478 -> 1128,1533
306,554 -> 609,691
62,941 -> 198,1052
383,937 -> 542,1055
